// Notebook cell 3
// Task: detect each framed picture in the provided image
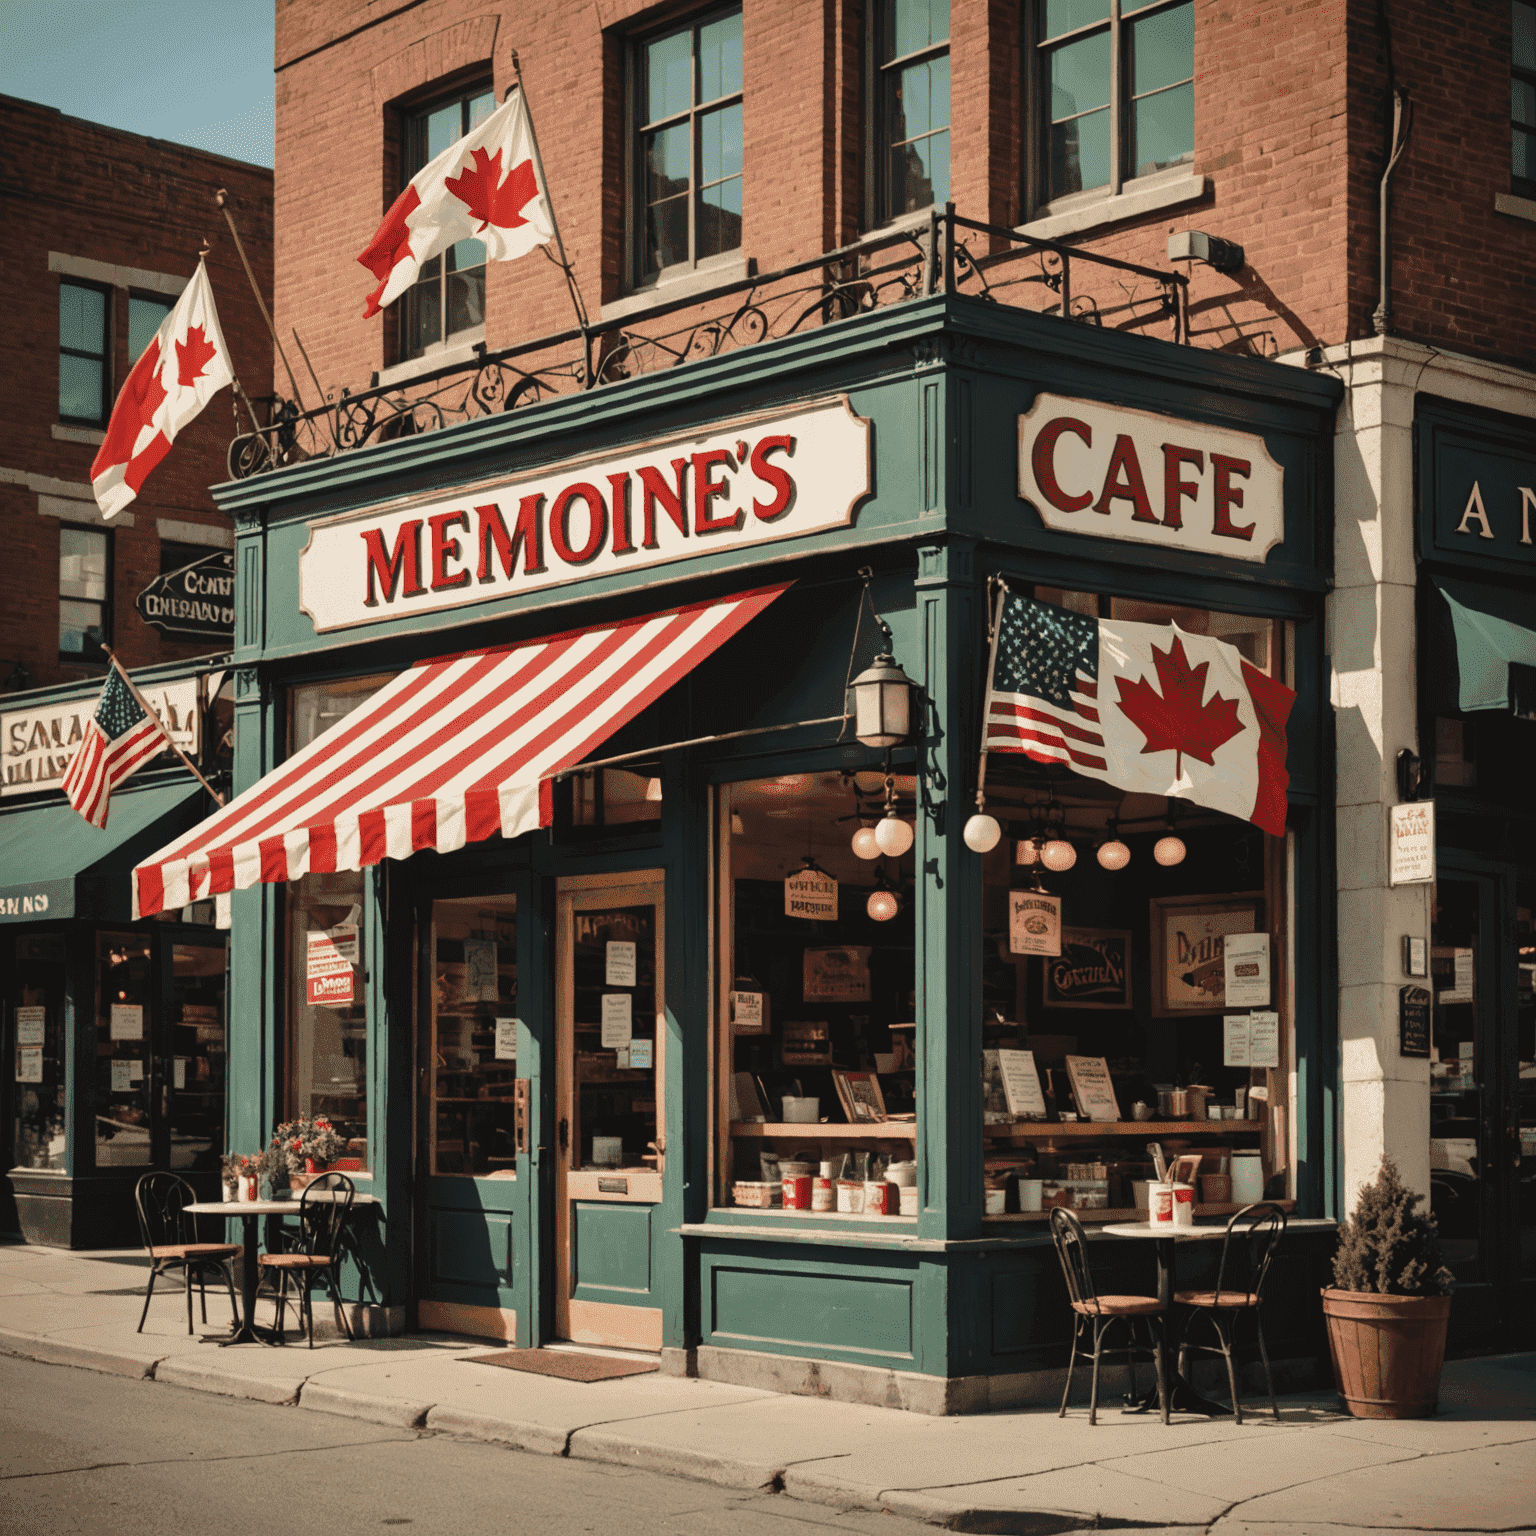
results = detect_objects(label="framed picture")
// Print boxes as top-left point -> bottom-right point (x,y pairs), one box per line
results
1043,927 -> 1133,1009
832,1068 -> 887,1124
803,945 -> 872,1002
1150,893 -> 1265,1016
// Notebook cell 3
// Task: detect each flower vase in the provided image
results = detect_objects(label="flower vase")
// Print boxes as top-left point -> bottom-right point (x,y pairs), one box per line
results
305,1157 -> 327,1175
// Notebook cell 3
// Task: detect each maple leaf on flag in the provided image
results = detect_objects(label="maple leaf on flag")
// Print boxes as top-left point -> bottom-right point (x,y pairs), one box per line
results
176,325 -> 219,386
1115,633 -> 1244,780
444,147 -> 539,232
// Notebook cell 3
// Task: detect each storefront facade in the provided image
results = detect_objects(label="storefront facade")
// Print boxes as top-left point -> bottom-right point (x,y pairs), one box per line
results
191,294 -> 1344,1405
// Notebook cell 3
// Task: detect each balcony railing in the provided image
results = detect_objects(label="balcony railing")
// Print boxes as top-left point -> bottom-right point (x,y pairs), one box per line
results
228,205 -> 1189,482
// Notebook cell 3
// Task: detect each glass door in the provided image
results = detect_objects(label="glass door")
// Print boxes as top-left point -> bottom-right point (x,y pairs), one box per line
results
160,930 -> 228,1178
555,872 -> 665,1350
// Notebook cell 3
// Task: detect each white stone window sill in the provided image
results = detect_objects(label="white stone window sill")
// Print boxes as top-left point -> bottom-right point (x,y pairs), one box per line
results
601,255 -> 752,324
373,335 -> 486,390
1494,191 -> 1536,223
1018,171 -> 1208,244
53,423 -> 105,446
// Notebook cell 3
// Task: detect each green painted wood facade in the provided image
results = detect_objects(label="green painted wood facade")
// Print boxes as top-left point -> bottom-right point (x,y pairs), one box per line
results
215,294 -> 1342,1386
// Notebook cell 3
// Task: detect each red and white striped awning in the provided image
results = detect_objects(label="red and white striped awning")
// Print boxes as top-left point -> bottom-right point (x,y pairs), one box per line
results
132,583 -> 788,917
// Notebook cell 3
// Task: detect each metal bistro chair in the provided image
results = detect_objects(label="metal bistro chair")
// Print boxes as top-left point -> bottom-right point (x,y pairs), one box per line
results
258,1172 -> 357,1347
1175,1201 -> 1288,1423
133,1172 -> 240,1336
1050,1206 -> 1169,1425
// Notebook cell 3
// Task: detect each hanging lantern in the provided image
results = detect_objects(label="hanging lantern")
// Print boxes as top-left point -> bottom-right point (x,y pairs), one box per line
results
1041,838 -> 1077,872
875,816 -> 914,857
963,813 -> 1001,853
866,882 -> 900,921
1096,838 -> 1131,871
851,825 -> 881,860
1154,834 -> 1187,867
847,653 -> 915,748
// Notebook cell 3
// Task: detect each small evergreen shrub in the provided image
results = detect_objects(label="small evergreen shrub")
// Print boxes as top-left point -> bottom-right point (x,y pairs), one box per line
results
1331,1157 -> 1453,1297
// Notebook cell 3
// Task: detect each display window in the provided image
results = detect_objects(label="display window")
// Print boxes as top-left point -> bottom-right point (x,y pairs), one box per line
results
95,933 -> 153,1166
166,940 -> 226,1170
12,933 -> 66,1171
716,771 -> 919,1217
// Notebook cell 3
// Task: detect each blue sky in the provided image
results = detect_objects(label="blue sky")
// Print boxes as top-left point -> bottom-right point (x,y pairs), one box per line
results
0,0 -> 274,167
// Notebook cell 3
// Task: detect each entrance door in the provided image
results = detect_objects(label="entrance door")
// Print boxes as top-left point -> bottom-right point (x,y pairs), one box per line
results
555,872 -> 665,1350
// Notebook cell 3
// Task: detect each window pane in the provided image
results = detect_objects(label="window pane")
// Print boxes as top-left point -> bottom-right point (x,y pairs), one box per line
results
1131,81 -> 1194,176
1049,31 -> 1111,119
697,174 -> 742,259
644,122 -> 690,203
699,10 -> 743,101
128,296 -> 173,363
59,283 -> 106,355
96,935 -> 153,1167
700,102 -> 743,184
1051,104 -> 1110,195
447,236 -> 486,273
887,0 -> 949,60
897,57 -> 933,138
424,101 -> 461,164
58,355 -> 104,422
889,127 -> 949,213
1042,0 -> 1109,41
290,674 -> 390,753
1515,76 -> 1536,128
167,941 -> 227,1172
645,27 -> 693,121
60,528 -> 108,600
1516,124 -> 1536,183
60,598 -> 106,657
447,263 -> 485,336
1516,1 -> 1536,72
12,936 -> 67,1172
645,193 -> 690,275
403,273 -> 442,355
1130,2 -> 1193,97
467,89 -> 496,132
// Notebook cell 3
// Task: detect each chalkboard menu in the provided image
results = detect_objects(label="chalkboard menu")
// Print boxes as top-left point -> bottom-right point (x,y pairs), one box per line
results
1399,985 -> 1431,1059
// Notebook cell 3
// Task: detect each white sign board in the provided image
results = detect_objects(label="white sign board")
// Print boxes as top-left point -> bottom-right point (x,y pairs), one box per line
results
494,1019 -> 519,1061
1223,933 -> 1271,1007
1008,890 -> 1062,956
996,1048 -> 1049,1119
1388,801 -> 1436,885
16,1006 -> 45,1045
784,866 -> 838,920
1018,394 -> 1284,563
629,1037 -> 654,1070
299,397 -> 871,633
109,1004 -> 143,1041
16,1046 -> 42,1083
1224,1011 -> 1281,1070
605,941 -> 637,987
600,992 -> 633,1048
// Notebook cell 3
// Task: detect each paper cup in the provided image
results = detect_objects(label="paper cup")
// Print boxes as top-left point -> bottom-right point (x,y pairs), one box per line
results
1172,1183 -> 1195,1226
899,1186 -> 918,1215
1149,1183 -> 1175,1225
864,1180 -> 891,1215
984,1189 -> 1006,1216
1017,1178 -> 1043,1212
836,1179 -> 865,1213
1132,1179 -> 1151,1210
782,1175 -> 812,1209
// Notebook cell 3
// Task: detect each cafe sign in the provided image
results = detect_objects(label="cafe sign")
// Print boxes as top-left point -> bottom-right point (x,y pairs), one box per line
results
1018,394 -> 1284,562
135,550 -> 235,641
1418,399 -> 1536,577
299,396 -> 871,633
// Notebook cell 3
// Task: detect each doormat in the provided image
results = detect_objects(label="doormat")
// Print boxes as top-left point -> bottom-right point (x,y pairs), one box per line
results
462,1349 -> 658,1383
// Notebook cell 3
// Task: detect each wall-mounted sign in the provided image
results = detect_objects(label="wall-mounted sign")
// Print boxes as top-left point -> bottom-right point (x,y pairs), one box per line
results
1018,393 -> 1284,563
135,550 -> 235,640
1399,986 -> 1431,1059
1043,927 -> 1131,1008
2,675 -> 200,797
298,396 -> 871,633
784,866 -> 837,920
1418,400 -> 1536,578
1388,801 -> 1436,885
0,882 -> 71,922
1009,890 -> 1062,956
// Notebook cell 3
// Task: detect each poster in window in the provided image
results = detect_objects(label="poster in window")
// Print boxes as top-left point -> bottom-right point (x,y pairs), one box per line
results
1223,933 -> 1271,1007
1150,894 -> 1263,1015
306,928 -> 356,1007
600,992 -> 633,1048
1043,928 -> 1132,1009
109,1004 -> 144,1041
16,1046 -> 43,1083
803,946 -> 871,1002
16,1007 -> 45,1045
1008,891 -> 1062,957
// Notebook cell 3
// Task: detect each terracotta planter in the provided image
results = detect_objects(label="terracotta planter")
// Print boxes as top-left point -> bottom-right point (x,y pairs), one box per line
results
1321,1288 -> 1451,1419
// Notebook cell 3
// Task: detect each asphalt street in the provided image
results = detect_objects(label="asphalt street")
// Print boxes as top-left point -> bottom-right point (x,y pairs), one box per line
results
0,1355 -> 934,1536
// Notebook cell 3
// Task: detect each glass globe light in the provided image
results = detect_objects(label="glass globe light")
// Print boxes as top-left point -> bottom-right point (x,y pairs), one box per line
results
1016,837 -> 1040,866
866,887 -> 900,922
1096,838 -> 1131,871
1153,834 -> 1187,867
962,813 -> 1002,853
874,816 -> 914,857
851,825 -> 881,860
1040,838 -> 1077,872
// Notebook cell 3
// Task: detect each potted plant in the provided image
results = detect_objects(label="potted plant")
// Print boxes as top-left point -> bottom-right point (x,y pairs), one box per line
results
270,1116 -> 345,1189
219,1154 -> 243,1203
1322,1156 -> 1454,1419
257,1144 -> 290,1200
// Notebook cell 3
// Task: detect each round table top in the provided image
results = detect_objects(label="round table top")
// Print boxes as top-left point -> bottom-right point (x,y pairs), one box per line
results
1101,1221 -> 1230,1240
186,1192 -> 378,1215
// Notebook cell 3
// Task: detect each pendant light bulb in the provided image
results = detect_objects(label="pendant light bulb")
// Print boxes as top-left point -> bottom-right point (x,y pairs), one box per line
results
1041,838 -> 1077,872
1153,834 -> 1187,867
851,825 -> 881,860
866,886 -> 899,922
962,813 -> 1002,854
874,816 -> 914,857
1096,838 -> 1131,871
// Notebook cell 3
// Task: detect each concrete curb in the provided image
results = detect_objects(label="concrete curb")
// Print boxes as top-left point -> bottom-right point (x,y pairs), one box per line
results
153,1354 -> 303,1405
421,1404 -> 571,1457
566,1426 -> 785,1491
0,1326 -> 159,1380
298,1380 -> 431,1428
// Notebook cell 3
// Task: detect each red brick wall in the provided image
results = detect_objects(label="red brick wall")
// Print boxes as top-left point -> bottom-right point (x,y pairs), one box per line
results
0,97 -> 272,694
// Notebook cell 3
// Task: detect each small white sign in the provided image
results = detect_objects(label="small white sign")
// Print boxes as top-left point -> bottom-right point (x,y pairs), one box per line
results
996,1048 -> 1048,1119
784,866 -> 838,920
730,991 -> 765,1033
1223,933 -> 1271,1007
605,941 -> 637,987
16,1006 -> 45,1045
1009,890 -> 1062,957
328,923 -> 360,963
1224,1014 -> 1252,1067
629,1037 -> 654,1070
1458,1038 -> 1476,1060
110,1060 -> 133,1092
172,1058 -> 186,1090
1441,946 -> 1475,1004
600,992 -> 633,1048
1388,801 -> 1436,885
16,1046 -> 42,1083
1248,1011 -> 1281,1068
494,1018 -> 520,1061
128,1060 -> 144,1084
109,1004 -> 144,1041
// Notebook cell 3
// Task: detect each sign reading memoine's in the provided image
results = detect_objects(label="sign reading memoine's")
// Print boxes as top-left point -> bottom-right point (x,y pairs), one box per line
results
299,397 -> 871,633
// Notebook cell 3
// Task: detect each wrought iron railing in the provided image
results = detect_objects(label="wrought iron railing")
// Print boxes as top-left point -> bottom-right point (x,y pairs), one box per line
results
227,205 -> 1189,481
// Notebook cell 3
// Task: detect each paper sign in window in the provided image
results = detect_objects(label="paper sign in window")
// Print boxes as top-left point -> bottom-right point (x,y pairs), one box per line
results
16,1046 -> 42,1083
629,1038 -> 654,1070
600,992 -> 633,1048
605,941 -> 637,987
1223,933 -> 1270,1007
110,1060 -> 133,1092
109,1004 -> 143,1041
17,1007 -> 45,1045
306,928 -> 355,1007
173,1058 -> 187,1090
494,1019 -> 520,1061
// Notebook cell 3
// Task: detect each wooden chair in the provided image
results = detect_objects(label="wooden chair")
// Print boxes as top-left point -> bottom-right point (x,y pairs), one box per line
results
1175,1201 -> 1287,1423
258,1172 -> 356,1347
133,1172 -> 239,1336
1050,1206 -> 1169,1424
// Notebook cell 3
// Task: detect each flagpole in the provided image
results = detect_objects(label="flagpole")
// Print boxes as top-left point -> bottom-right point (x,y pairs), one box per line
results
508,53 -> 592,361
102,650 -> 225,806
214,188 -> 311,412
974,576 -> 1008,814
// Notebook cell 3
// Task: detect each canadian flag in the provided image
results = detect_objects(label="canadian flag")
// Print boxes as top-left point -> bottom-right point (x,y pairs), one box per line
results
357,88 -> 555,319
90,260 -> 234,520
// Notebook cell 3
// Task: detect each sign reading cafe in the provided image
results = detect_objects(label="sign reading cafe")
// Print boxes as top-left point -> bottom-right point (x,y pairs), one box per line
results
299,398 -> 871,633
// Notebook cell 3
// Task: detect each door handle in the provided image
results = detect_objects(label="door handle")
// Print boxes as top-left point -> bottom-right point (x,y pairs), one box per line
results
558,1117 -> 569,1153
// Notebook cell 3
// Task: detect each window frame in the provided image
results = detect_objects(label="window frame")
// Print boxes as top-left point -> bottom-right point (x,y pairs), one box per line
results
58,278 -> 111,427
625,4 -> 745,292
1513,0 -> 1536,199
1027,0 -> 1195,222
58,522 -> 112,665
867,0 -> 952,229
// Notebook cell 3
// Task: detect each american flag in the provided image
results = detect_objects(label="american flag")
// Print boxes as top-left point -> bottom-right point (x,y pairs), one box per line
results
60,665 -> 171,828
984,593 -> 1106,771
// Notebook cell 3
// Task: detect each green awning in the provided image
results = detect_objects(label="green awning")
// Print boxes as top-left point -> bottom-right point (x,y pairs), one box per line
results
0,777 -> 213,924
1431,579 -> 1536,716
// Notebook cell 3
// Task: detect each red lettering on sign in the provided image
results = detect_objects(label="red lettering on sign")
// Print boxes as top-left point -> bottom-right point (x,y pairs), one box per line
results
549,482 -> 608,566
361,521 -> 425,606
1161,444 -> 1204,531
750,435 -> 795,520
476,497 -> 547,582
1094,434 -> 1155,523
608,472 -> 635,554
693,448 -> 741,534
1211,453 -> 1255,540
639,459 -> 689,548
1031,417 -> 1094,512
428,511 -> 471,590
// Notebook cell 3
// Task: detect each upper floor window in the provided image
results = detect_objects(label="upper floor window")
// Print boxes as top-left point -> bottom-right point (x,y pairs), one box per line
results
60,525 -> 110,663
128,293 -> 173,363
632,8 -> 743,286
873,0 -> 950,224
1514,2 -> 1536,196
1036,0 -> 1193,207
59,280 -> 110,425
400,82 -> 496,361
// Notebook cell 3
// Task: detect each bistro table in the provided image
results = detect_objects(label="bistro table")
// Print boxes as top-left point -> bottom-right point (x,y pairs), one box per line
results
1101,1221 -> 1236,1416
186,1192 -> 377,1346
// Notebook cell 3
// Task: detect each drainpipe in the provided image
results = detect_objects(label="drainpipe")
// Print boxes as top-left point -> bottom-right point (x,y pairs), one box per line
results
1372,87 -> 1412,336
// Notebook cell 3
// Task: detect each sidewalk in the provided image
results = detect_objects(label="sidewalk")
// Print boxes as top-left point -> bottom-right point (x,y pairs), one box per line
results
2,1241 -> 1531,1534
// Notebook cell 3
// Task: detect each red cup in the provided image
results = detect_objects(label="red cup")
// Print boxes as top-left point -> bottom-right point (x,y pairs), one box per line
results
1150,1184 -> 1174,1225
782,1175 -> 812,1209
